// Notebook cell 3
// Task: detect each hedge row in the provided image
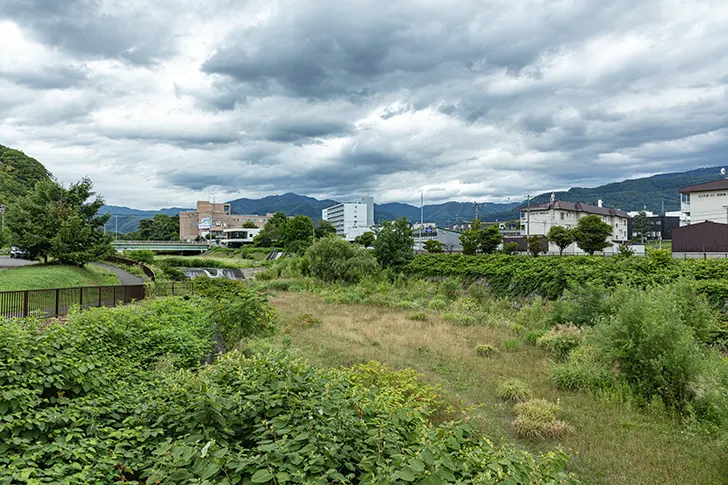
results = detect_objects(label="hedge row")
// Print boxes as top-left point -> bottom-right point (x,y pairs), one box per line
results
405,254 -> 728,305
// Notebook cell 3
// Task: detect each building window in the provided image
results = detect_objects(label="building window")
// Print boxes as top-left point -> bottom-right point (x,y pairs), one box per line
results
560,212 -> 564,220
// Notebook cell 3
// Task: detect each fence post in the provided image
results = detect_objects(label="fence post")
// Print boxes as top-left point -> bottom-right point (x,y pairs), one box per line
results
172,282 -> 175,296
124,285 -> 128,304
23,290 -> 29,318
113,286 -> 117,307
55,288 -> 60,316
98,287 -> 102,307
79,287 -> 83,308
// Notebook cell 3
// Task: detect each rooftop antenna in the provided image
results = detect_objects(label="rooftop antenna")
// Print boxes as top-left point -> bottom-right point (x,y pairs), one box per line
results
472,201 -> 480,221
550,192 -> 556,203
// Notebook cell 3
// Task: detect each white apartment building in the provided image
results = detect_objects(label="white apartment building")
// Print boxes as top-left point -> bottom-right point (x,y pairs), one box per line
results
679,179 -> 728,226
321,196 -> 374,240
521,200 -> 630,253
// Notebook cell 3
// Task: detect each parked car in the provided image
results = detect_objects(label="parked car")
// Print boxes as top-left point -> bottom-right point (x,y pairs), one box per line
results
9,246 -> 29,259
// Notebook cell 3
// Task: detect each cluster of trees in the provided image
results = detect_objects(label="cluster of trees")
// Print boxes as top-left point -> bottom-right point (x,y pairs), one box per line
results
7,177 -> 113,265
546,215 -> 614,255
126,214 -> 180,241
253,212 -> 337,252
459,220 -> 504,255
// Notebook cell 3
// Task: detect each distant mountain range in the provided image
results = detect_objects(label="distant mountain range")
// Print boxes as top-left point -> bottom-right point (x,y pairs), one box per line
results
101,166 -> 728,232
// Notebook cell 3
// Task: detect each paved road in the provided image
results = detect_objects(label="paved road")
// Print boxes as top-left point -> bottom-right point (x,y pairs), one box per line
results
90,262 -> 144,285
0,256 -> 38,269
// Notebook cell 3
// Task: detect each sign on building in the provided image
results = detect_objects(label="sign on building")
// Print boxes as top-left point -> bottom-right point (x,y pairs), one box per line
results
198,217 -> 211,230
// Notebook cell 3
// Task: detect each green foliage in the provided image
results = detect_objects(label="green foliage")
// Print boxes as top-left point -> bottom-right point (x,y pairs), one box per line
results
502,338 -> 522,352
550,284 -> 613,327
314,219 -> 337,238
549,346 -> 616,391
282,214 -> 315,253
254,211 -> 288,247
133,214 -> 180,240
0,144 -> 51,206
7,177 -> 112,265
501,241 -> 520,255
354,231 -> 376,247
547,226 -> 575,255
242,221 -> 258,229
459,220 -> 504,255
406,253 -> 728,305
512,399 -> 572,440
537,325 -> 583,360
527,235 -> 548,257
373,217 -> 414,268
423,239 -> 445,253
632,211 -> 650,241
475,344 -> 498,357
617,243 -> 635,257
409,311 -> 427,321
305,236 -> 379,283
496,378 -> 533,403
0,299 -> 581,484
572,214 -> 613,255
123,249 -> 155,264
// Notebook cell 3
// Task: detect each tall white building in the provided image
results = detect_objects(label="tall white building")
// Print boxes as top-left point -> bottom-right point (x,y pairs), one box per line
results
679,179 -> 728,226
521,200 -> 630,249
322,196 -> 374,240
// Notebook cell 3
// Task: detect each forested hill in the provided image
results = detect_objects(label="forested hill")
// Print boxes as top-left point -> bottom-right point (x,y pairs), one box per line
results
489,166 -> 725,221
0,145 -> 52,205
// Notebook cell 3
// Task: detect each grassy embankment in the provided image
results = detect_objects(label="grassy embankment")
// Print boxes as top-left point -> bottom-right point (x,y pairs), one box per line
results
257,274 -> 728,485
0,264 -> 119,290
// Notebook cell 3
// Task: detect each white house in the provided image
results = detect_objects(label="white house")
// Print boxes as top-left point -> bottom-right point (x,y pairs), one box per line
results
219,227 -> 260,248
520,200 -> 630,254
679,179 -> 728,226
322,196 -> 375,240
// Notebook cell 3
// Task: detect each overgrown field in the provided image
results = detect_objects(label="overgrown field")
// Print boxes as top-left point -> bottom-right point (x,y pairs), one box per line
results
0,264 -> 120,290
406,252 -> 728,304
0,279 -> 579,484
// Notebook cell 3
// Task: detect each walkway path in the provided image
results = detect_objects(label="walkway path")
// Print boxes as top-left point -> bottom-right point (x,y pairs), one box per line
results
0,256 -> 38,269
91,262 -> 144,285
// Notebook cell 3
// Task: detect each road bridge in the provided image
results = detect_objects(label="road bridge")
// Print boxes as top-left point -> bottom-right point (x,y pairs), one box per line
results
111,240 -> 210,252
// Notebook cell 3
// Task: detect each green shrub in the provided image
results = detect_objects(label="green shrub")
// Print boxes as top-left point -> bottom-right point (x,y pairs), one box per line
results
537,325 -> 583,360
440,277 -> 462,301
428,295 -> 447,310
476,344 -> 498,357
549,346 -> 615,391
515,297 -> 551,330
502,338 -> 521,352
123,249 -> 155,264
496,378 -> 533,403
550,283 -> 613,327
306,236 -> 379,283
525,329 -> 548,345
594,284 -> 705,410
512,399 -> 572,440
410,312 -> 427,321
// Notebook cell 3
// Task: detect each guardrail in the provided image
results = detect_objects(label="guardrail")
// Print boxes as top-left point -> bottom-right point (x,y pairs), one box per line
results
0,285 -> 146,319
112,240 -> 210,246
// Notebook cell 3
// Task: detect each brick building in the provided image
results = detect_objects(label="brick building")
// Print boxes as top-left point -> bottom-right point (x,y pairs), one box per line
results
179,201 -> 274,241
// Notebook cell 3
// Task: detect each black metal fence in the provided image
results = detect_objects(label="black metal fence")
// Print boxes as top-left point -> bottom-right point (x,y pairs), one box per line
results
0,285 -> 146,319
147,281 -> 195,298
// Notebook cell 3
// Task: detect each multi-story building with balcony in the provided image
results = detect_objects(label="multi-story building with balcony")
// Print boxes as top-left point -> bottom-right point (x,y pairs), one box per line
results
179,201 -> 274,241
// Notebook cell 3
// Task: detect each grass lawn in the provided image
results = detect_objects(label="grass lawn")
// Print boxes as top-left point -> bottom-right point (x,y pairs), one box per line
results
0,264 -> 120,291
268,290 -> 726,485
155,255 -> 263,269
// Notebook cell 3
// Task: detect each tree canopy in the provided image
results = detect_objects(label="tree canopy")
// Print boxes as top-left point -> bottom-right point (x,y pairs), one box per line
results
354,231 -> 376,248
134,214 -> 179,241
547,226 -> 575,255
314,220 -> 337,238
632,211 -> 650,242
7,177 -> 113,265
373,218 -> 414,268
573,215 -> 613,255
459,220 -> 503,255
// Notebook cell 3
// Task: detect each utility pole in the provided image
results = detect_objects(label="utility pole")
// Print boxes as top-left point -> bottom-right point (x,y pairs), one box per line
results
526,194 -> 531,238
420,191 -> 424,251
114,215 -> 118,241
473,201 -> 479,221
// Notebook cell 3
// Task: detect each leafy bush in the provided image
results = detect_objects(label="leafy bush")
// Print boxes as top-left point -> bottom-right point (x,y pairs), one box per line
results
502,338 -> 522,352
0,304 -> 581,484
476,344 -> 498,357
594,284 -> 706,410
537,325 -> 583,360
496,378 -> 533,403
410,311 -> 427,321
306,236 -> 379,283
550,283 -> 613,327
513,399 -> 572,440
549,346 -> 615,391
502,241 -> 520,255
123,249 -> 155,264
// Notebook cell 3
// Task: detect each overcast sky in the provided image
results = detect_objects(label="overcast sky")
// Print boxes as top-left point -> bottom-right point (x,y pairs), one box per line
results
1,0 -> 727,209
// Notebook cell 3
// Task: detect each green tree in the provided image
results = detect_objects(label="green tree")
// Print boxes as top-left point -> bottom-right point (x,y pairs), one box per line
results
373,217 -> 414,268
479,225 -> 504,254
501,241 -> 519,255
526,235 -> 548,257
354,231 -> 376,247
137,214 -> 179,240
632,211 -> 650,242
254,211 -> 288,247
282,215 -> 315,253
459,219 -> 482,255
8,177 -> 112,265
305,236 -> 379,283
547,226 -> 574,256
423,239 -> 445,253
314,220 -> 337,238
573,215 -> 613,255
242,221 -> 258,229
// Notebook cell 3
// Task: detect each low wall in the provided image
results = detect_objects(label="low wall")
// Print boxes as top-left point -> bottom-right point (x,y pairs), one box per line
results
673,252 -> 728,259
